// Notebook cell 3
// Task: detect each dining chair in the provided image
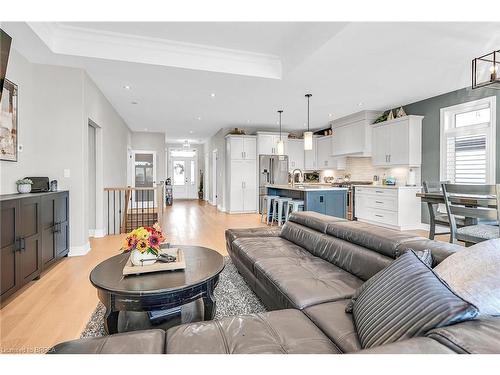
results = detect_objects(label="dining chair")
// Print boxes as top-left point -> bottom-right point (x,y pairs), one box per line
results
441,183 -> 500,246
423,181 -> 456,241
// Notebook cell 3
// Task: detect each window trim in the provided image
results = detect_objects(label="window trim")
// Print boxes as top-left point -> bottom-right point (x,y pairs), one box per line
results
439,96 -> 496,184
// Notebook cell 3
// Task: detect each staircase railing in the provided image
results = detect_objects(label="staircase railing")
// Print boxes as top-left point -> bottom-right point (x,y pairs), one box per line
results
104,184 -> 165,235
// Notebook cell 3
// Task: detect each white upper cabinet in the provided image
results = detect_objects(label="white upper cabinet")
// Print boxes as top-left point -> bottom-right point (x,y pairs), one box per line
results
226,135 -> 256,160
371,115 -> 423,167
317,136 -> 335,169
304,138 -> 318,170
256,132 -> 288,155
287,139 -> 304,171
331,110 -> 382,157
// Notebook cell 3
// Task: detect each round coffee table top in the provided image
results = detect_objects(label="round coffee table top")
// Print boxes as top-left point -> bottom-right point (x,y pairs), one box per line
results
90,245 -> 224,296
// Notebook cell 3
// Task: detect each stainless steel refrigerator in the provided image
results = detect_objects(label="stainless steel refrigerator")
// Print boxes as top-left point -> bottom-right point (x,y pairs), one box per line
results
259,154 -> 289,213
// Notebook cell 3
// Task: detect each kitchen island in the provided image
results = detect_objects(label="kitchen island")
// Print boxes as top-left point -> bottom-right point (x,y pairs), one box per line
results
266,184 -> 348,219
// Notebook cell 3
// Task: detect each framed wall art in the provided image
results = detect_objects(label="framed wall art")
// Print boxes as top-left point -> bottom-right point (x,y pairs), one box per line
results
0,79 -> 18,161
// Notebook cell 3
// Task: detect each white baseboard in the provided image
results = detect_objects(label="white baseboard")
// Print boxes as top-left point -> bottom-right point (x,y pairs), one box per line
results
89,228 -> 105,238
217,204 -> 226,212
68,242 -> 91,257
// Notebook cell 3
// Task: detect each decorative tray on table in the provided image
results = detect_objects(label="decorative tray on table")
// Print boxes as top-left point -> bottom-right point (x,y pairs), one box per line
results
122,247 -> 186,276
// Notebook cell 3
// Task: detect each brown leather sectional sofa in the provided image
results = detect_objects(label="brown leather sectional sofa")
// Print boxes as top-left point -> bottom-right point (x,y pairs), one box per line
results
52,211 -> 500,354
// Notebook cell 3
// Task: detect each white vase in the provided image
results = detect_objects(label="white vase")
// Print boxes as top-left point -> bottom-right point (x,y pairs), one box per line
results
17,184 -> 32,194
130,249 -> 157,266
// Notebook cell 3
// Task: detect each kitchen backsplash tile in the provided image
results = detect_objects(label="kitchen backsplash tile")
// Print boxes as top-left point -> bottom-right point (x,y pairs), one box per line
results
320,157 -> 421,186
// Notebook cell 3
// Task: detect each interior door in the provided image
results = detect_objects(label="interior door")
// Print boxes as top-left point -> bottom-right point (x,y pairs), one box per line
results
172,157 -> 197,199
132,151 -> 156,207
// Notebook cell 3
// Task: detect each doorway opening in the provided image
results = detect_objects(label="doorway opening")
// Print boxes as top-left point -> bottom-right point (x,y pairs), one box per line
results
169,148 -> 198,200
212,149 -> 218,205
87,120 -> 97,238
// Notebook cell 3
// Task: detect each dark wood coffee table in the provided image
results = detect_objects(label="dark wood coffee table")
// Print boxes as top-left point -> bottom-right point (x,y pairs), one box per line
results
90,245 -> 224,334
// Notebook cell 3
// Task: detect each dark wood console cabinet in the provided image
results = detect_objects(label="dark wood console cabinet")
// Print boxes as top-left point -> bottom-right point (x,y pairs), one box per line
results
1,191 -> 69,301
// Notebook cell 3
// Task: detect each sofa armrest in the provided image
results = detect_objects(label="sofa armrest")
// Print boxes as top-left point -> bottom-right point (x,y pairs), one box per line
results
396,239 -> 462,266
225,227 -> 281,255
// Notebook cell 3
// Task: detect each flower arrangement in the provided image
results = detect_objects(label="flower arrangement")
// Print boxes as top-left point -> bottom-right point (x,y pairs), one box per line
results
16,178 -> 33,185
121,222 -> 165,257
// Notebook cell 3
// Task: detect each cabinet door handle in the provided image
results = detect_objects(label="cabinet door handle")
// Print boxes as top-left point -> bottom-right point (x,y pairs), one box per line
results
15,238 -> 22,252
241,151 -> 244,158
389,154 -> 391,163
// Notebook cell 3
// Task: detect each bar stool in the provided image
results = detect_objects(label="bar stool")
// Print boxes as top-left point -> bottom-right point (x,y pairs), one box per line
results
261,195 -> 278,224
272,197 -> 292,226
285,200 -> 305,222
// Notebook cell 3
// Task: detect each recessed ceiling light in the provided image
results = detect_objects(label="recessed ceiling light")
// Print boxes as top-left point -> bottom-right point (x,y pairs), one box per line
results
123,85 -> 131,90
328,113 -> 333,117
189,130 -> 194,134
210,93 -> 216,98
131,101 -> 138,105
303,122 -> 307,127
196,116 -> 202,121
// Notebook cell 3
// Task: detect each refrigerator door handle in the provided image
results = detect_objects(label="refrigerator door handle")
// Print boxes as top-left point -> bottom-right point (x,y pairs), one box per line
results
270,158 -> 274,184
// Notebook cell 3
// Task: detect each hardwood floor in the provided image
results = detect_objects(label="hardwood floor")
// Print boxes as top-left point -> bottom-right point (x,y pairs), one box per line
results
0,200 -> 265,353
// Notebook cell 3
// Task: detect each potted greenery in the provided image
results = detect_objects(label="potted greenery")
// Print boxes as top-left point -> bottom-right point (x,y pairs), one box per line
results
198,170 -> 204,200
16,178 -> 33,194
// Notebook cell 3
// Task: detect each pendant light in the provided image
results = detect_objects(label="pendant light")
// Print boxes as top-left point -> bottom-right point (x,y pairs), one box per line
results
304,93 -> 313,150
276,110 -> 284,155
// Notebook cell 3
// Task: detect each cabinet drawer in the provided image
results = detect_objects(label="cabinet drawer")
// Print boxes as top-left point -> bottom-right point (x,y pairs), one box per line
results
358,195 -> 398,212
355,187 -> 398,197
356,206 -> 398,226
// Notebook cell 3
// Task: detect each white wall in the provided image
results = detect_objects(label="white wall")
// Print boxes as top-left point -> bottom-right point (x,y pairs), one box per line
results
0,48 -> 132,254
84,74 -> 131,239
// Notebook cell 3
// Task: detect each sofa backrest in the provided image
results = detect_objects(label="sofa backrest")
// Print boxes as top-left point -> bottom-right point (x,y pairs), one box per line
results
284,212 -> 462,278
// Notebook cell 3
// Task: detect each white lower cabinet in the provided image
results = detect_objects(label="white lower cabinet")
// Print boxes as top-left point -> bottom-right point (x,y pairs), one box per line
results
227,159 -> 257,213
354,186 -> 422,230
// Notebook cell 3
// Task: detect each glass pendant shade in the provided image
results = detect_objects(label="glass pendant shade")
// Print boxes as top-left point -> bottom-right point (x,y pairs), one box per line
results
276,139 -> 284,155
303,131 -> 313,150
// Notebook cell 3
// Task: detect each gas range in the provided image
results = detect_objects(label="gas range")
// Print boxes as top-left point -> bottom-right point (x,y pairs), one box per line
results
331,181 -> 373,190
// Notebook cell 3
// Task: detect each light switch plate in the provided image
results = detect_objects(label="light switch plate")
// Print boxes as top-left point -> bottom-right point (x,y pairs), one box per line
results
63,169 -> 71,178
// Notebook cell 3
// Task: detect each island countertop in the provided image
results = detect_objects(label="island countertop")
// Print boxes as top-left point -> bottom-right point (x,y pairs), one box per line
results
266,184 -> 348,192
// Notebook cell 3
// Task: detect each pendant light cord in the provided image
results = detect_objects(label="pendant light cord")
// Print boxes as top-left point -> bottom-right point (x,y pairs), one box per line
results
278,110 -> 283,140
305,94 -> 312,131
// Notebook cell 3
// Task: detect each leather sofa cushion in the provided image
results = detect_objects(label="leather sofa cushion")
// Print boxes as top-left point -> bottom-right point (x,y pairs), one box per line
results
280,221 -> 324,254
303,300 -> 361,353
426,318 -> 500,354
225,227 -> 281,255
356,337 -> 456,354
313,233 -> 393,281
232,237 -> 313,272
166,309 -> 340,354
254,256 -> 363,309
325,221 -> 423,258
396,239 -> 463,266
49,329 -> 165,354
288,211 -> 347,233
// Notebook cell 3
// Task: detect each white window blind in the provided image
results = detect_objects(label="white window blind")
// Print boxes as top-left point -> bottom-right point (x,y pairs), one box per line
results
440,97 -> 496,185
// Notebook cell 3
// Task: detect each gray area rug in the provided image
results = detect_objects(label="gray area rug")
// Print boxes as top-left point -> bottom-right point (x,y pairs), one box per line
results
80,256 -> 266,338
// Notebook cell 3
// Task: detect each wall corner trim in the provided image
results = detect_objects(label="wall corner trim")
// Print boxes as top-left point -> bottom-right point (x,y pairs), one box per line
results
68,242 -> 91,257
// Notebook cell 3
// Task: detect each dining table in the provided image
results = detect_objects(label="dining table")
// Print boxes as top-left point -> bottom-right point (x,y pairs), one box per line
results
416,191 -> 498,209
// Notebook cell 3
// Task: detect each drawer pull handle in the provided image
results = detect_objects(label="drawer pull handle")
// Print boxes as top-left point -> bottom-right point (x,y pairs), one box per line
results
375,214 -> 384,218
375,191 -> 384,194
375,201 -> 383,204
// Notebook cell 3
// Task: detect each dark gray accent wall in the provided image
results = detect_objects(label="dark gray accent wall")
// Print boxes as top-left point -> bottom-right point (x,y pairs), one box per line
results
404,86 -> 500,223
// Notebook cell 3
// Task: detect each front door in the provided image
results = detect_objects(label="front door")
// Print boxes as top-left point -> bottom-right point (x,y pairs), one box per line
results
172,157 -> 197,199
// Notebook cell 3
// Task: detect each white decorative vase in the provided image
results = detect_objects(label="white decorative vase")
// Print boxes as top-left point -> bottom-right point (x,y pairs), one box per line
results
17,184 -> 32,194
130,249 -> 157,266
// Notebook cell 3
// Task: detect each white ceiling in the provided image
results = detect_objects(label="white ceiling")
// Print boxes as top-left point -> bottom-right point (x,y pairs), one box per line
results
2,22 -> 500,143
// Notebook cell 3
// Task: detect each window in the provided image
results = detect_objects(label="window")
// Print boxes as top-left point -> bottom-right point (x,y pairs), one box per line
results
440,97 -> 496,184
